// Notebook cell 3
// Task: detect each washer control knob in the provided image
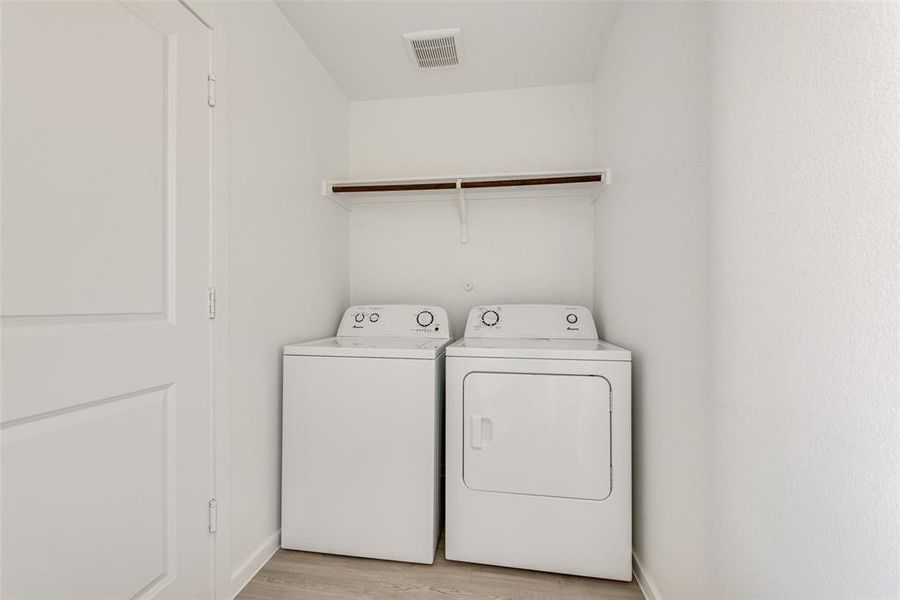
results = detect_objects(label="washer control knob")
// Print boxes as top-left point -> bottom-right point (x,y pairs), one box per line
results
354,313 -> 365,323
369,313 -> 380,323
416,310 -> 434,327
566,313 -> 578,324
481,310 -> 500,327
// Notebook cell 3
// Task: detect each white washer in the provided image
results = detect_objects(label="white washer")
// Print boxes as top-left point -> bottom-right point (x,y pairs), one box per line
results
445,304 -> 632,580
282,304 -> 451,564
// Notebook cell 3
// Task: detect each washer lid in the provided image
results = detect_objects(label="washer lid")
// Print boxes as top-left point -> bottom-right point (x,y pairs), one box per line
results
446,337 -> 630,361
284,336 -> 452,359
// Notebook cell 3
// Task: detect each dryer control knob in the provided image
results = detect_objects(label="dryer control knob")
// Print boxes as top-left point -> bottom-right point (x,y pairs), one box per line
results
481,310 -> 500,327
369,313 -> 380,323
566,313 -> 578,324
354,313 -> 365,323
416,310 -> 434,327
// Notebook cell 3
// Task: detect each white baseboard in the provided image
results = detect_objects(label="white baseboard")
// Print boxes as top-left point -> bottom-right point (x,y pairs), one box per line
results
633,551 -> 662,600
230,530 -> 281,599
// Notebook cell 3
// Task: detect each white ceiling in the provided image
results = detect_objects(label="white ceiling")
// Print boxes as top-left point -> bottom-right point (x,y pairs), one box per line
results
274,1 -> 622,101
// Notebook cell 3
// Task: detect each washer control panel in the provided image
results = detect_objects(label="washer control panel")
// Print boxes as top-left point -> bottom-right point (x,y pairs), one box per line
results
464,304 -> 598,340
337,305 -> 450,338
416,310 -> 434,327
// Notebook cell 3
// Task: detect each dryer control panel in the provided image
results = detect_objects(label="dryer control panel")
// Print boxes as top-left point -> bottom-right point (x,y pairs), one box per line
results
464,304 -> 598,340
337,305 -> 450,338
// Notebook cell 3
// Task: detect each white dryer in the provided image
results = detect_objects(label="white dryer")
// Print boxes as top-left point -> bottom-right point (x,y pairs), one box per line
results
282,305 -> 451,564
445,304 -> 632,580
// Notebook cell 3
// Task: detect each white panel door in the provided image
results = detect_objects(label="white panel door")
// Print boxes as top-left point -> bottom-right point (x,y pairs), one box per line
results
1,2 -> 213,599
463,373 -> 611,500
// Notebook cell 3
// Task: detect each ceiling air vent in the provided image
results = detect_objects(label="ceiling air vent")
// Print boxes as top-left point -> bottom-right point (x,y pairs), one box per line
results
403,28 -> 464,69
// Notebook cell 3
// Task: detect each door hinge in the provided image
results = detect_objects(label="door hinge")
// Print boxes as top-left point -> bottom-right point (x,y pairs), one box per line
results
208,499 -> 217,533
207,287 -> 216,320
207,74 -> 216,108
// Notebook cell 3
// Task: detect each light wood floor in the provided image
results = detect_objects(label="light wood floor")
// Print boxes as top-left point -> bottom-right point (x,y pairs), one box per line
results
238,536 -> 644,600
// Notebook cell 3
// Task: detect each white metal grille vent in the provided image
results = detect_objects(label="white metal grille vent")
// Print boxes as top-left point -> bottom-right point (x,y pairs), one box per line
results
403,29 -> 464,69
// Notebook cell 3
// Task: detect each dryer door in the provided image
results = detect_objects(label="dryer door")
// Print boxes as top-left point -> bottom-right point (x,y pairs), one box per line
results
463,372 -> 611,500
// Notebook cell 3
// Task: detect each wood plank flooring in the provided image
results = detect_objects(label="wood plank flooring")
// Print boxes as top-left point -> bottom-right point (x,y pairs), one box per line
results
238,537 -> 644,600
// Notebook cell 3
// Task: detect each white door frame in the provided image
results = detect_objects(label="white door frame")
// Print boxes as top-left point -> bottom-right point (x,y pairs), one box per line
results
208,22 -> 233,600
177,2 -> 232,597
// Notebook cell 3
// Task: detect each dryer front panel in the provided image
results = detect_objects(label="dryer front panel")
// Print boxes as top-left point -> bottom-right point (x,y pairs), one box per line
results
462,372 -> 611,500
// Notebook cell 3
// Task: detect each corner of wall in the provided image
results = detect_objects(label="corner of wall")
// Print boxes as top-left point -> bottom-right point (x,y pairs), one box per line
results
229,530 -> 281,599
633,551 -> 663,600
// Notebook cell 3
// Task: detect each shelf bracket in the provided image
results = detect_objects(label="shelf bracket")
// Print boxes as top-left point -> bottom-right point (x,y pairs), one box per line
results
457,178 -> 469,244
591,169 -> 612,205
321,179 -> 351,211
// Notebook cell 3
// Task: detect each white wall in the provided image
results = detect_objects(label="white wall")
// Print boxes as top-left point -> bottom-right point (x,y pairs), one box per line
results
349,85 -> 595,333
350,84 -> 594,178
594,2 -> 900,598
210,2 -> 350,594
591,3 -> 713,597
707,2 -> 900,597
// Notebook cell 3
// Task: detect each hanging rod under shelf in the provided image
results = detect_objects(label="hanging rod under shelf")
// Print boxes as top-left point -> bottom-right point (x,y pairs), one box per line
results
332,181 -> 457,193
329,171 -> 604,194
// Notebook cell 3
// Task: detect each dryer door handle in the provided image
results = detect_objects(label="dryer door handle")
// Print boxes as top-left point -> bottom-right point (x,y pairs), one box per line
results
471,414 -> 484,449
471,415 -> 493,448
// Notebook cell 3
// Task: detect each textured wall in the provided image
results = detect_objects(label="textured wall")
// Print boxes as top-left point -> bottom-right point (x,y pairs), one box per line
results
708,2 -> 900,597
594,2 -> 900,597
